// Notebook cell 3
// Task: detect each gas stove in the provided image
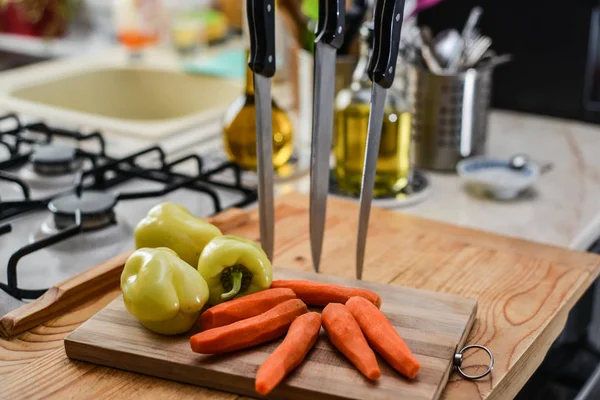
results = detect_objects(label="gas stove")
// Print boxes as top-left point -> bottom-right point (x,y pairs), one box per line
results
0,113 -> 257,301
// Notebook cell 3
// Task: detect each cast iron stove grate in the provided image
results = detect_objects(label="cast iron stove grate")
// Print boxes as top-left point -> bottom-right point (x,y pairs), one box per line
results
0,114 -> 257,300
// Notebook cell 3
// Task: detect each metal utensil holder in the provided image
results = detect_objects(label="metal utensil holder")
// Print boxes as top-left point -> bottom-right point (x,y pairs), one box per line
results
410,66 -> 493,171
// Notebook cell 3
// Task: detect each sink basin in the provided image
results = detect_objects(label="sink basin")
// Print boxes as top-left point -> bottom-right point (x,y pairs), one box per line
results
11,68 -> 237,122
0,48 -> 242,139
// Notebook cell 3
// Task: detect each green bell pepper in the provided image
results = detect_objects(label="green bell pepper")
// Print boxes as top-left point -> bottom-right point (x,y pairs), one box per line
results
121,247 -> 210,335
134,202 -> 222,267
197,235 -> 272,305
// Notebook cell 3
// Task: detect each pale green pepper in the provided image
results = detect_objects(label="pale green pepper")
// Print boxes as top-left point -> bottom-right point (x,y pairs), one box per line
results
135,202 -> 222,267
121,247 -> 209,335
197,235 -> 272,305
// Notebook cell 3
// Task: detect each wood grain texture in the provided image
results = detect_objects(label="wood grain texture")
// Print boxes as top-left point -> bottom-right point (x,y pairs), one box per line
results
64,269 -> 477,400
1,192 -> 600,400
0,289 -> 120,377
0,208 -> 250,340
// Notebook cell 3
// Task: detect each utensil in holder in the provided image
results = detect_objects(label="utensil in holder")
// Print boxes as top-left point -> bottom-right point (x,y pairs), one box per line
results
411,66 -> 493,171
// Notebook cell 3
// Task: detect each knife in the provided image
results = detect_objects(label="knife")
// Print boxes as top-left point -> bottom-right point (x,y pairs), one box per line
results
309,0 -> 346,273
356,0 -> 405,280
246,0 -> 276,261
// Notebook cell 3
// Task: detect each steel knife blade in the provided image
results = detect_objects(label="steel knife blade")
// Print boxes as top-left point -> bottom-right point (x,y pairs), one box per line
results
356,0 -> 405,280
309,0 -> 345,273
246,0 -> 276,261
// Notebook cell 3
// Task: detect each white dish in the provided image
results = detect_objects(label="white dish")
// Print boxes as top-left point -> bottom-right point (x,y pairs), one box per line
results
457,156 -> 539,200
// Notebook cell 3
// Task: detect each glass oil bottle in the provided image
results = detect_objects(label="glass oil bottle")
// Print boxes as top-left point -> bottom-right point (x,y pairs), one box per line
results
334,24 -> 412,197
222,51 -> 294,171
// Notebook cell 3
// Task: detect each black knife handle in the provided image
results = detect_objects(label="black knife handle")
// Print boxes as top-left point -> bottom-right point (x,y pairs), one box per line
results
247,0 -> 276,78
367,0 -> 405,88
315,0 -> 346,49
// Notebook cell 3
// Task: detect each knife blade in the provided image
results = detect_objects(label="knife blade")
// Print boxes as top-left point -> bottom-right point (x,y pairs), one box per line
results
309,0 -> 346,273
246,0 -> 276,261
356,0 -> 405,280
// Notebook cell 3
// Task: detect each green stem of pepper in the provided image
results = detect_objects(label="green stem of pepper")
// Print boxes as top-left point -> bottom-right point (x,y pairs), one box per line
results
221,271 -> 243,300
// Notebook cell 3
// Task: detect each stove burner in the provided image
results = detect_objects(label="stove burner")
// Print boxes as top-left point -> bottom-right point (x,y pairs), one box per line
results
0,116 -> 257,300
31,144 -> 81,176
48,191 -> 117,230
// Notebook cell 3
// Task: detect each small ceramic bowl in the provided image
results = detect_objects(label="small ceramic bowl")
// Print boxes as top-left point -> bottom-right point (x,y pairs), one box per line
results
456,156 -> 540,200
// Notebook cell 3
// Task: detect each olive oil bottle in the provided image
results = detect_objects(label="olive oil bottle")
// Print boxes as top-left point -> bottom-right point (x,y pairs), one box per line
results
334,24 -> 412,197
222,52 -> 294,171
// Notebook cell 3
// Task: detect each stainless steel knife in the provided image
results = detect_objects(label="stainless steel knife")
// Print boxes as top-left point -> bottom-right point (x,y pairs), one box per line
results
356,0 -> 405,280
246,0 -> 276,261
309,0 -> 345,273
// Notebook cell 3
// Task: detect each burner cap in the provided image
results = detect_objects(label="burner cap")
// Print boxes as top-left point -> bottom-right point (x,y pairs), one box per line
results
48,191 -> 117,230
30,144 -> 80,175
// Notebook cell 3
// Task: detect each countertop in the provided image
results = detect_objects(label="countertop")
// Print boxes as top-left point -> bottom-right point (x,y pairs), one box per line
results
3,193 -> 600,400
192,109 -> 600,252
2,44 -> 600,252
405,110 -> 600,251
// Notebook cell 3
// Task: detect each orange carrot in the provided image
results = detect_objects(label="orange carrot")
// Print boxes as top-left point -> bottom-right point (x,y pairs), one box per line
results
255,312 -> 321,396
271,280 -> 382,308
346,296 -> 420,379
321,303 -> 381,380
199,288 -> 297,330
190,299 -> 307,354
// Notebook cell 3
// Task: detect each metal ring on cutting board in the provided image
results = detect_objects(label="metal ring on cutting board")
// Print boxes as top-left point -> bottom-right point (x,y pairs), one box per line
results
453,345 -> 494,380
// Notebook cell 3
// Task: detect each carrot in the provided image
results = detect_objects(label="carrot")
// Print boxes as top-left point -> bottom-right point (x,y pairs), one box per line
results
346,296 -> 420,379
255,312 -> 321,396
271,280 -> 382,308
199,288 -> 297,330
321,303 -> 381,380
190,299 -> 307,354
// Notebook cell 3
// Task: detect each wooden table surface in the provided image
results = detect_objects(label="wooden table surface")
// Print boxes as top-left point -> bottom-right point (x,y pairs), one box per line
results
1,193 -> 600,399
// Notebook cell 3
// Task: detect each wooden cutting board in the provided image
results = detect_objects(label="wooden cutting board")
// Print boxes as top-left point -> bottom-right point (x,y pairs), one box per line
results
64,269 -> 477,400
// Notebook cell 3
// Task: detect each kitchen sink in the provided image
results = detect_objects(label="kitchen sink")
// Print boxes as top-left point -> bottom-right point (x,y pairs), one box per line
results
0,48 -> 242,139
11,68 -> 237,121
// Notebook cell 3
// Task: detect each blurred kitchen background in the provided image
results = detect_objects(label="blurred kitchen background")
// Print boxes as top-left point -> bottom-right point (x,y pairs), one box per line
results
4,0 -> 600,123
2,1 -> 600,399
